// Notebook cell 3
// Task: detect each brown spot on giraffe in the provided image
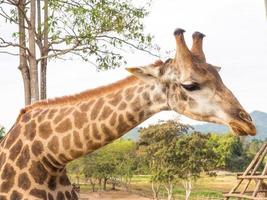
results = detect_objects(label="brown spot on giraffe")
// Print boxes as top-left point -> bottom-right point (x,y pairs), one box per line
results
9,139 -> 23,161
48,176 -> 57,191
73,131 -> 83,149
38,109 -> 49,122
138,111 -> 145,121
125,87 -> 136,101
59,173 -> 71,186
100,105 -> 113,120
0,153 -> 6,171
137,86 -> 144,93
56,191 -> 65,200
126,112 -> 137,125
47,136 -> 59,154
21,112 -> 31,123
29,188 -> 47,200
108,92 -> 122,106
16,145 -> 30,169
70,149 -> 83,158
79,100 -> 94,112
73,110 -> 87,129
101,124 -> 115,141
24,120 -> 37,141
1,163 -> 15,193
65,191 -> 71,200
83,125 -> 90,140
0,196 -> 7,200
48,108 -> 57,119
62,135 -> 71,150
54,112 -> 65,124
39,121 -> 53,139
109,112 -> 117,126
48,193 -> 54,200
116,114 -> 130,133
32,109 -> 42,118
55,118 -> 72,133
4,124 -> 21,148
31,140 -> 44,156
86,140 -> 101,150
118,102 -> 127,110
18,172 -> 31,190
29,160 -> 48,184
91,98 -> 105,120
10,190 -> 23,200
91,123 -> 101,140
130,96 -> 141,112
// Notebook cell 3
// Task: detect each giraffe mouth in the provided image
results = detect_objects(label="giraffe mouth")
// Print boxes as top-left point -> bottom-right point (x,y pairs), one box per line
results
229,121 -> 256,136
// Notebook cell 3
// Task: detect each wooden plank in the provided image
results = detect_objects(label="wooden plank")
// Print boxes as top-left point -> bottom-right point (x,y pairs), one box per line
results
224,193 -> 267,199
238,175 -> 267,179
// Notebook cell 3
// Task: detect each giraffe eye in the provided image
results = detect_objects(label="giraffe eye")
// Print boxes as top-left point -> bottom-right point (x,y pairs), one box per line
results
181,82 -> 200,91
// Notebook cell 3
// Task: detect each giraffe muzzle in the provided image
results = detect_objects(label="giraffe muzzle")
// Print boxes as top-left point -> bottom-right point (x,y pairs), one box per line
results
229,111 -> 257,136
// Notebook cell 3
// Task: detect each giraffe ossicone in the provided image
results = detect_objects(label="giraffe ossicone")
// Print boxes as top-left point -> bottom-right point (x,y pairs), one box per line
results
0,28 -> 256,199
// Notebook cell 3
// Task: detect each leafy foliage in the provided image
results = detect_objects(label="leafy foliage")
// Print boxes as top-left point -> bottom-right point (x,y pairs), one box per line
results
0,0 -> 156,69
207,133 -> 252,171
0,126 -> 5,140
175,133 -> 217,180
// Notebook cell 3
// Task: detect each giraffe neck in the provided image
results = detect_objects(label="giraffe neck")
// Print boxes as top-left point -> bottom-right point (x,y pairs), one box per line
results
0,76 -> 170,199
52,76 -> 169,165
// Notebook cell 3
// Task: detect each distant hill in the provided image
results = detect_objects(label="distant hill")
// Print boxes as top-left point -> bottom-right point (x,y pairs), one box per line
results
123,111 -> 267,141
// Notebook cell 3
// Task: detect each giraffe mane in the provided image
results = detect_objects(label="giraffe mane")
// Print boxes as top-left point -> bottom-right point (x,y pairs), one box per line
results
16,59 -> 165,123
16,75 -> 139,123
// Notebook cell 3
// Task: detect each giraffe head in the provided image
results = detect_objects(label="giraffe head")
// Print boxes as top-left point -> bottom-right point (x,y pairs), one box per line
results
127,28 -> 256,136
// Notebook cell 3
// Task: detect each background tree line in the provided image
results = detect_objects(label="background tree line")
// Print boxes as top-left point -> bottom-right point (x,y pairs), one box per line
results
66,120 -> 264,200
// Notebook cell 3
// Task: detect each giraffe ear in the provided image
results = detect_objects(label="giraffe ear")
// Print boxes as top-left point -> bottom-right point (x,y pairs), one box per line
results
126,66 -> 159,81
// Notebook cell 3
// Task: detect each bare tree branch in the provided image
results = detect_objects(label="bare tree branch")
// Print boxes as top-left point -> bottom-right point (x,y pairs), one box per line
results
96,35 -> 159,58
0,50 -> 19,56
0,37 -> 29,51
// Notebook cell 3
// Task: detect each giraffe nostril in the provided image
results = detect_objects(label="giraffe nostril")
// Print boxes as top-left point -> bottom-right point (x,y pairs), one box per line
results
239,111 -> 252,122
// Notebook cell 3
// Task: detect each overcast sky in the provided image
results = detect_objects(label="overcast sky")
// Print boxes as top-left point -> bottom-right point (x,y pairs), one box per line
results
0,0 -> 267,130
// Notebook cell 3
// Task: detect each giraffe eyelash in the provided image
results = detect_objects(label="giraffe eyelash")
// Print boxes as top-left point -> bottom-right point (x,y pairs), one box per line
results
181,82 -> 201,91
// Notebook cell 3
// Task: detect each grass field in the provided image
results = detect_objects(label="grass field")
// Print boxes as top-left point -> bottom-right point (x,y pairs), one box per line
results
70,172 -> 241,199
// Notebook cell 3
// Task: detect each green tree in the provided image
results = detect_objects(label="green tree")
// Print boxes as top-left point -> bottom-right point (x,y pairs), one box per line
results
0,126 -> 5,140
208,133 -> 251,171
175,133 -> 216,200
138,120 -> 191,200
0,0 -> 155,105
83,139 -> 137,191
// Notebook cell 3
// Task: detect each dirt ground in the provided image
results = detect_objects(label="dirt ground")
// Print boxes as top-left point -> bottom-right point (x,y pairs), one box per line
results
79,190 -> 152,200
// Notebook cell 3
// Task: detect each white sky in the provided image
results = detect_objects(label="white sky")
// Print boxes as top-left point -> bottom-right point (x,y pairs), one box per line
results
0,0 -> 267,130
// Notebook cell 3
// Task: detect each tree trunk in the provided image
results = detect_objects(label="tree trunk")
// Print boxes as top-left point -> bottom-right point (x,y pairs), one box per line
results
151,181 -> 160,200
183,180 -> 192,200
89,178 -> 96,192
164,179 -> 173,200
111,180 -> 116,190
40,0 -> 49,100
18,0 -> 31,106
29,0 -> 39,103
103,177 -> 107,190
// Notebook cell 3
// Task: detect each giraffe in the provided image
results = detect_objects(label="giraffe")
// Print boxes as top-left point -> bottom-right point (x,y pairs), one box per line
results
0,28 -> 256,200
